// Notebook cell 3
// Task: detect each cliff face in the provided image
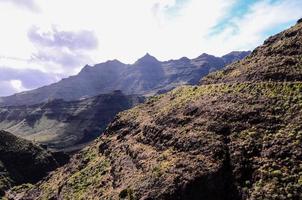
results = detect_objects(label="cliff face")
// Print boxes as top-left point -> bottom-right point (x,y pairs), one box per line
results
0,92 -> 144,151
0,51 -> 250,107
0,130 -> 60,196
7,21 -> 302,200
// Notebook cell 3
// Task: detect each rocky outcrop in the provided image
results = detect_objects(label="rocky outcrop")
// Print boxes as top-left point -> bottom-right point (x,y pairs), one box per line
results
8,22 -> 302,200
0,130 -> 61,196
0,91 -> 144,151
0,51 -> 250,107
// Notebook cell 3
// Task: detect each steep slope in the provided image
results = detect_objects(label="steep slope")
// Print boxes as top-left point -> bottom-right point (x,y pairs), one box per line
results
0,91 -> 143,151
0,130 -> 60,196
8,21 -> 302,200
10,83 -> 302,200
0,51 -> 250,106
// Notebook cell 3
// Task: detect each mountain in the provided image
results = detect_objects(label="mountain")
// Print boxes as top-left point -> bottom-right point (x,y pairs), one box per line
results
7,21 -> 302,199
0,51 -> 250,107
0,91 -> 143,151
0,130 -> 61,196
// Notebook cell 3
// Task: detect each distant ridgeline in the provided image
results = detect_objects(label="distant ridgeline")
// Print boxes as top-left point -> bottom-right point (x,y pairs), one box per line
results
0,51 -> 250,107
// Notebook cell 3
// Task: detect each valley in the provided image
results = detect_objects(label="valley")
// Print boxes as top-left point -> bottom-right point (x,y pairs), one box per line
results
5,18 -> 302,200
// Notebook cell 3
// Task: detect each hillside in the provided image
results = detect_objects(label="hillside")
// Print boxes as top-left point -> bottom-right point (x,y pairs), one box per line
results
8,19 -> 302,200
9,82 -> 302,199
0,130 -> 60,196
0,91 -> 143,151
0,51 -> 250,107
7,20 -> 302,200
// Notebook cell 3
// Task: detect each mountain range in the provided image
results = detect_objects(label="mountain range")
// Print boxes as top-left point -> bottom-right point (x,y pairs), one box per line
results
0,51 -> 249,151
0,51 -> 250,107
6,19 -> 302,199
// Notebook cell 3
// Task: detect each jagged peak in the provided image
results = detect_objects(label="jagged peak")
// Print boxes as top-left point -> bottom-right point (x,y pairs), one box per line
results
179,56 -> 190,62
105,59 -> 124,65
195,53 -> 215,60
79,59 -> 125,74
297,18 -> 302,24
79,64 -> 92,73
135,53 -> 159,64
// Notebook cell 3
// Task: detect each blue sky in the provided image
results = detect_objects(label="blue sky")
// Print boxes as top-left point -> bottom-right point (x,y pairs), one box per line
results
0,0 -> 301,96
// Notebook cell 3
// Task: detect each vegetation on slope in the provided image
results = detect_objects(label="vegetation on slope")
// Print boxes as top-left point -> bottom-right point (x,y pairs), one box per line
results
7,20 -> 302,200
0,130 -> 59,196
0,91 -> 144,151
8,82 -> 302,199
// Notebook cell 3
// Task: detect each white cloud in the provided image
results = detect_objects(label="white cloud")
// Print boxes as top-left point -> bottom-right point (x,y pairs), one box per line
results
10,80 -> 26,92
0,67 -> 62,96
0,0 -> 236,65
0,0 -> 301,96
0,0 -> 39,12
0,81 -> 18,96
0,79 -> 27,96
204,0 -> 302,55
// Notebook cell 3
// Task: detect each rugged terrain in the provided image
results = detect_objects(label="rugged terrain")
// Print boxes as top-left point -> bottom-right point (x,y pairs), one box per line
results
0,91 -> 143,151
0,130 -> 61,196
7,20 -> 302,200
0,51 -> 250,107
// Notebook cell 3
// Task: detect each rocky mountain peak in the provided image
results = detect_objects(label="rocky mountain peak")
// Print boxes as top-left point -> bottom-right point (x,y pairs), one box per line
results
79,64 -> 92,73
221,51 -> 252,65
196,53 -> 212,59
105,59 -> 124,65
0,50 -> 249,107
134,53 -> 159,65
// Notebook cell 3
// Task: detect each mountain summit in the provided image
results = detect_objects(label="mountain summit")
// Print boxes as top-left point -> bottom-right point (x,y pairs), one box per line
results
134,53 -> 159,64
0,51 -> 250,107
9,21 -> 302,199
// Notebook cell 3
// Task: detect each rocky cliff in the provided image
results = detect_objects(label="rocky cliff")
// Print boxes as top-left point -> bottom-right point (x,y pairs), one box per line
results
7,21 -> 302,200
0,51 -> 250,107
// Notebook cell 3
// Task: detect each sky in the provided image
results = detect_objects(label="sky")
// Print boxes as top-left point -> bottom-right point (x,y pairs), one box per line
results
0,0 -> 301,96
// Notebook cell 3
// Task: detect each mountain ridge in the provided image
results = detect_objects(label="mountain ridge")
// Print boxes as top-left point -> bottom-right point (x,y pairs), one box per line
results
0,51 -> 250,107
0,91 -> 144,151
8,20 -> 302,199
